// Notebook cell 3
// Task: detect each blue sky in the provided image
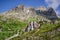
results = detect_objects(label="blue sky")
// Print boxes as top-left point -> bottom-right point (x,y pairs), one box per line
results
0,0 -> 60,16
0,0 -> 47,13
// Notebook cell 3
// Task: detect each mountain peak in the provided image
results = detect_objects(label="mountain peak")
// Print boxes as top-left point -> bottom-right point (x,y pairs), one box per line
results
1,5 -> 58,21
36,6 -> 47,11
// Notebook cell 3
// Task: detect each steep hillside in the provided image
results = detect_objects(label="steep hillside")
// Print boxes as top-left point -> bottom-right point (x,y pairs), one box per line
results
1,5 -> 58,21
11,23 -> 60,40
0,5 -> 59,40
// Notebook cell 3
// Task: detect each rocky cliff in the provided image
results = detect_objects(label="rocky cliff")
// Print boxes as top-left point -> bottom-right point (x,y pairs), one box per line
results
1,5 -> 58,21
0,5 -> 59,40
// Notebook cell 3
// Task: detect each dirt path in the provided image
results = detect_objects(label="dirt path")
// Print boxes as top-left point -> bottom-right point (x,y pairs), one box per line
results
5,34 -> 19,40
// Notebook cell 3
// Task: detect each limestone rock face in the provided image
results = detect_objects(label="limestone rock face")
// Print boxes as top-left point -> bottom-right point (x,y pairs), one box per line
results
13,5 -> 24,12
25,21 -> 40,32
36,6 -> 47,11
1,5 -> 58,21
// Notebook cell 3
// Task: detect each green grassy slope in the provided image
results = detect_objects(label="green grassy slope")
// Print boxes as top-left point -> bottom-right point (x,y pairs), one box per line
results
0,15 -> 60,40
11,22 -> 60,40
0,16 -> 27,40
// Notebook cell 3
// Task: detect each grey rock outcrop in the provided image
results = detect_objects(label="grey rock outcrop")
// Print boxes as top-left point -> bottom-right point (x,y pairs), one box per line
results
1,5 -> 58,22
25,21 -> 40,32
36,7 -> 58,20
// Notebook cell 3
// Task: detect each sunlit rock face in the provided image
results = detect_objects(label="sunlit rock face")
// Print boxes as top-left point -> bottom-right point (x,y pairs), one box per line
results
1,5 -> 58,21
36,6 -> 47,11
25,21 -> 40,32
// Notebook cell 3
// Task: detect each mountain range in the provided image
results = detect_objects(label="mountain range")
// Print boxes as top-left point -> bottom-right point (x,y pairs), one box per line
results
1,5 -> 58,21
0,5 -> 60,40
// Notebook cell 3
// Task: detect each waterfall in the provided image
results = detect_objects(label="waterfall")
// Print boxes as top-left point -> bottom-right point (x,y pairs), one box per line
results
30,21 -> 34,30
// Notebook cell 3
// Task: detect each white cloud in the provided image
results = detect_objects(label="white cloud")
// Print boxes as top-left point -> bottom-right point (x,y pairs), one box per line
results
45,0 -> 60,9
45,0 -> 60,15
56,10 -> 60,16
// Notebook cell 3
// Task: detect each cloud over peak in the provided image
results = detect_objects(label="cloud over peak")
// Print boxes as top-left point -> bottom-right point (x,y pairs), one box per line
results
45,0 -> 60,9
45,0 -> 60,16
